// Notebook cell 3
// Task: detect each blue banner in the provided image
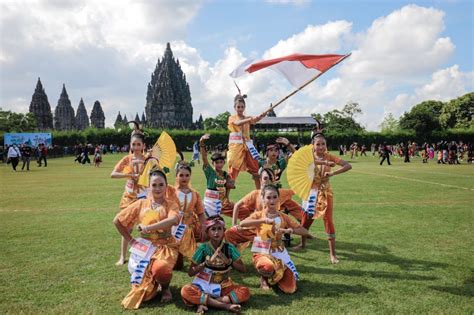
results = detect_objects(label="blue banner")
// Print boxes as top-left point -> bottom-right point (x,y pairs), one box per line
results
4,133 -> 52,147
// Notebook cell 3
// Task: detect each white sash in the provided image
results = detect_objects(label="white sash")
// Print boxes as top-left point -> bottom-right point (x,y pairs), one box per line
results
229,132 -> 243,144
271,248 -> 299,281
245,139 -> 261,160
204,189 -> 222,217
302,189 -> 318,217
128,238 -> 156,285
192,268 -> 221,297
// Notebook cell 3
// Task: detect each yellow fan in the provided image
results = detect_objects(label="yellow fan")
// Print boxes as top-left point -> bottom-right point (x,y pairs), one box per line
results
287,145 -> 315,200
151,131 -> 176,172
137,131 -> 177,187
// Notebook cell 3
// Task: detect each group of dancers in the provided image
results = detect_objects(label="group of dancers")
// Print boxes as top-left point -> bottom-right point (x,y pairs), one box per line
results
110,94 -> 352,312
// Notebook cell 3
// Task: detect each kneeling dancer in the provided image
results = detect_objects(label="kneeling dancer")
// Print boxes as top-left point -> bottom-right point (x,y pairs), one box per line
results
181,215 -> 250,313
113,168 -> 180,309
239,184 -> 308,293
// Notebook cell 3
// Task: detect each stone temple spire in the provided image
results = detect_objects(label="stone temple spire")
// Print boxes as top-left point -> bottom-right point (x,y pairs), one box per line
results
54,84 -> 75,130
145,42 -> 193,128
134,112 -> 140,123
75,98 -> 90,130
114,111 -> 123,128
90,100 -> 105,128
123,114 -> 128,125
29,78 -> 53,130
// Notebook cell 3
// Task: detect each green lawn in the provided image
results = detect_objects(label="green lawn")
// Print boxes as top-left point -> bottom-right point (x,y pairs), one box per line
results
1,153 -> 473,314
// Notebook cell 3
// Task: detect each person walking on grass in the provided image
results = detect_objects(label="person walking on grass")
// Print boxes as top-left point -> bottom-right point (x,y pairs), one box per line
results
7,144 -> 21,171
380,142 -> 391,165
37,143 -> 48,167
20,143 -> 32,171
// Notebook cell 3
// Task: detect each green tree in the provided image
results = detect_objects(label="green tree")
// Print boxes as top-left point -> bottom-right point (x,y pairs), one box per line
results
399,100 -> 444,135
203,111 -> 231,130
439,93 -> 473,129
379,113 -> 400,133
312,108 -> 364,133
342,101 -> 362,120
0,108 -> 37,132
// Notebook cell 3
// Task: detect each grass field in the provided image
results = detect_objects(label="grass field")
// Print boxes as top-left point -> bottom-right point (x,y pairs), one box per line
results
1,152 -> 473,314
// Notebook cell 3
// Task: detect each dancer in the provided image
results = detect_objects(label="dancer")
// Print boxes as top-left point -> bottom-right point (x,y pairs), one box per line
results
258,138 -> 295,188
226,168 -> 303,250
239,184 -> 308,293
110,122 -> 147,265
113,168 -> 180,309
181,215 -> 250,313
199,134 -> 235,218
295,128 -> 352,264
227,93 -> 266,187
173,159 -> 206,269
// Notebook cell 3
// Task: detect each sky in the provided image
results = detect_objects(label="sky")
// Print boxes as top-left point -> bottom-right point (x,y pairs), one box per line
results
0,0 -> 473,130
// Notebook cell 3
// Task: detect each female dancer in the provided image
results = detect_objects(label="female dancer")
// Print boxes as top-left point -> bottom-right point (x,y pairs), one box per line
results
173,160 -> 206,269
110,122 -> 147,265
200,134 -> 235,218
239,185 -> 308,293
227,94 -> 266,187
181,215 -> 250,313
113,168 -> 180,309
258,137 -> 295,188
295,129 -> 352,264
226,168 -> 303,251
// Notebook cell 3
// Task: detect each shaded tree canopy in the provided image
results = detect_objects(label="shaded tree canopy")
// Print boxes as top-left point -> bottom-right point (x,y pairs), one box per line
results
0,108 -> 37,132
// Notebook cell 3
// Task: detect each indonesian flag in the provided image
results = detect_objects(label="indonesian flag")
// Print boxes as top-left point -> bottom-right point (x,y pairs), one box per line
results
230,53 -> 350,87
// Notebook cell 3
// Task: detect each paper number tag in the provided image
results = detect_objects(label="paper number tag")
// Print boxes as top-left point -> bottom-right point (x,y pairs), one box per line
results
172,223 -> 187,241
251,236 -> 271,254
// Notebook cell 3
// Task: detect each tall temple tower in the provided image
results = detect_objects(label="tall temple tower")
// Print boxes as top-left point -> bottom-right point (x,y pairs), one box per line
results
54,84 -> 75,131
75,98 -> 90,130
90,100 -> 105,128
29,78 -> 53,130
145,43 -> 193,129
114,111 -> 123,128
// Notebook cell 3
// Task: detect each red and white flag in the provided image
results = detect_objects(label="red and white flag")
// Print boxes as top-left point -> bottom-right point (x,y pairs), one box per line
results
230,53 -> 350,87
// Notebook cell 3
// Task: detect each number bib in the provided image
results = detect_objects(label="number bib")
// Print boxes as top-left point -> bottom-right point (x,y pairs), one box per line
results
251,236 -> 271,254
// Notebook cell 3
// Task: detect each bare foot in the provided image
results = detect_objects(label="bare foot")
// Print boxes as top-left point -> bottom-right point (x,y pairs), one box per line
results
291,243 -> 305,251
330,255 -> 339,264
228,304 -> 241,313
196,304 -> 208,314
160,288 -> 172,303
260,277 -> 271,290
115,257 -> 126,266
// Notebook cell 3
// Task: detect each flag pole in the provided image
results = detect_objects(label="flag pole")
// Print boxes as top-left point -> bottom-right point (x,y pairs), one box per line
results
261,53 -> 351,115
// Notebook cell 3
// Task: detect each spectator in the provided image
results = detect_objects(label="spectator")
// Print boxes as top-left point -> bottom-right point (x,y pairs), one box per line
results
7,144 -> 21,171
20,143 -> 32,171
37,143 -> 48,167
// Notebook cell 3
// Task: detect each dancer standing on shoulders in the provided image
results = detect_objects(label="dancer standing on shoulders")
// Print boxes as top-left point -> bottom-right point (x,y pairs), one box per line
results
227,93 -> 267,187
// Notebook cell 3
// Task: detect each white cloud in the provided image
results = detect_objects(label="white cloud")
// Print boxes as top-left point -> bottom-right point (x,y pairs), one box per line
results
341,4 -> 454,80
386,65 -> 474,117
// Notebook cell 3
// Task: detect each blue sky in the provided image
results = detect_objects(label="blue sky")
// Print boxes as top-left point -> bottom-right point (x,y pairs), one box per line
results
1,0 -> 472,130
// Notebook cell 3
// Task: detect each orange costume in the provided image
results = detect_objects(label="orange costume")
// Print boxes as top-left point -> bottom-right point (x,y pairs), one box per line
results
250,210 -> 300,294
175,188 -> 205,259
113,154 -> 147,210
227,114 -> 260,180
116,197 -> 180,309
301,152 -> 341,240
226,189 -> 303,249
